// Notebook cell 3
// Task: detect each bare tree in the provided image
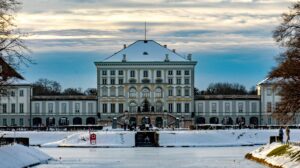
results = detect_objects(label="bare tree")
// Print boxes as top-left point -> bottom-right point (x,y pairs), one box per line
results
32,78 -> 61,95
269,2 -> 300,123
0,0 -> 30,94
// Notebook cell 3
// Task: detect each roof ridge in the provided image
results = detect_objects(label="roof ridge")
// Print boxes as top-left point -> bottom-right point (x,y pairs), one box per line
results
101,40 -> 188,62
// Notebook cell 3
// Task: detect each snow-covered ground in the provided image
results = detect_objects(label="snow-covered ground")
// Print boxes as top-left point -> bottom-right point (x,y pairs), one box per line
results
2,129 -> 300,147
0,144 -> 51,168
247,143 -> 300,168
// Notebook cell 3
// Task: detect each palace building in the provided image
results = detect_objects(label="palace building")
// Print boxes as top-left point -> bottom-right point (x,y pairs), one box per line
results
0,39 -> 299,128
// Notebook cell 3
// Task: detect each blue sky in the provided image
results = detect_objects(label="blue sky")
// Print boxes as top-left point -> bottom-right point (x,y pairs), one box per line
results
16,0 -> 295,90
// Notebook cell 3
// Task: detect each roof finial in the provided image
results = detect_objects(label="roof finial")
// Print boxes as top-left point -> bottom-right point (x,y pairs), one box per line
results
144,21 -> 147,41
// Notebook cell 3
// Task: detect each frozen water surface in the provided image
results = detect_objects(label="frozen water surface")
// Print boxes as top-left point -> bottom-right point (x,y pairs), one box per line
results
37,147 -> 265,168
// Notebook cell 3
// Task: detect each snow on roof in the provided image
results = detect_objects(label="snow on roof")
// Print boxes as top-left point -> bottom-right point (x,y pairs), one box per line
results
257,78 -> 282,85
102,40 -> 188,62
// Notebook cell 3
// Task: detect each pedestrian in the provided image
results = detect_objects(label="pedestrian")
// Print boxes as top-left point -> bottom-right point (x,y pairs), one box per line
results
278,127 -> 284,143
285,126 -> 290,144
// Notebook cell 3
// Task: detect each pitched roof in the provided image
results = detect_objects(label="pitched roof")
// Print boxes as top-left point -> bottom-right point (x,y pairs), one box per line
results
0,57 -> 24,80
102,40 -> 188,62
257,78 -> 282,86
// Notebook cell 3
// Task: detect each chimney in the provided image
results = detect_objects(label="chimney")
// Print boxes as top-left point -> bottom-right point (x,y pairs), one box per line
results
122,54 -> 127,62
164,45 -> 167,48
164,54 -> 169,62
123,44 -> 127,49
187,54 -> 192,61
172,49 -> 176,53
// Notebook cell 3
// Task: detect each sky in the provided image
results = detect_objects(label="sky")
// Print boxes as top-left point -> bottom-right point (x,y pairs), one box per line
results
15,0 -> 297,90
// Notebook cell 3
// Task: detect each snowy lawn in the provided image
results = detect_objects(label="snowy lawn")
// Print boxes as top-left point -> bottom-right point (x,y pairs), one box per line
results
247,143 -> 300,168
1,129 -> 300,147
0,144 -> 51,168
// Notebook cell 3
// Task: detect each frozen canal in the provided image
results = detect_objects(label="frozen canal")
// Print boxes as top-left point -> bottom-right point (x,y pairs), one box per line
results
37,146 -> 265,168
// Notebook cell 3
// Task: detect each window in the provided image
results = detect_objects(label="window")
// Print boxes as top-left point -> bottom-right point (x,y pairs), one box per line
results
211,103 -> 217,113
110,70 -> 115,76
184,103 -> 189,113
129,88 -> 137,98
103,104 -> 107,113
176,70 -> 181,75
176,87 -> 181,96
168,78 -> 173,84
156,102 -> 163,112
119,104 -> 123,113
11,104 -> 15,113
129,102 -> 137,113
275,102 -> 280,111
251,102 -> 257,113
110,87 -> 116,97
102,70 -> 107,75
19,118 -> 24,126
225,103 -> 230,113
119,79 -> 123,85
11,91 -> 15,97
143,71 -> 148,77
19,90 -> 24,97
48,103 -> 53,114
118,70 -> 123,76
118,87 -> 124,96
3,118 -> 7,126
267,102 -> 272,112
268,117 -> 272,125
62,103 -> 67,114
176,103 -> 181,113
11,118 -> 15,126
184,78 -> 189,84
267,88 -> 271,96
102,78 -> 107,85
110,78 -> 115,85
155,88 -> 162,98
157,70 -> 161,77
2,104 -> 7,113
184,70 -> 190,75
184,88 -> 189,96
176,78 -> 181,85
35,103 -> 40,114
168,88 -> 173,96
75,103 -> 80,113
198,103 -> 203,113
88,103 -> 93,114
130,70 -> 135,77
168,70 -> 173,75
111,104 -> 115,113
19,103 -> 24,113
168,103 -> 173,113
102,87 -> 108,96
238,103 -> 243,113
142,88 -> 150,98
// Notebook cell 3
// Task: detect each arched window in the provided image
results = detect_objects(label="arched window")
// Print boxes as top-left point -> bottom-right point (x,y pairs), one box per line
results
142,88 -> 150,98
129,87 -> 137,98
155,87 -> 163,98
102,87 -> 108,97
118,86 -> 124,97
110,86 -> 116,97
129,101 -> 137,113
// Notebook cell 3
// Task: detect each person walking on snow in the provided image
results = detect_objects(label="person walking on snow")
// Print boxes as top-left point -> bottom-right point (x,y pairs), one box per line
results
285,126 -> 290,144
278,127 -> 284,143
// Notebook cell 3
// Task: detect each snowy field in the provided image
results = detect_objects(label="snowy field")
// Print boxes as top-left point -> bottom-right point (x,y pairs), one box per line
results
0,144 -> 51,168
37,147 -> 265,168
2,129 -> 300,147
